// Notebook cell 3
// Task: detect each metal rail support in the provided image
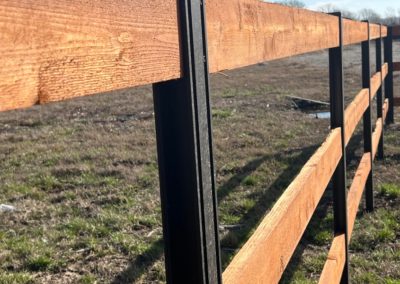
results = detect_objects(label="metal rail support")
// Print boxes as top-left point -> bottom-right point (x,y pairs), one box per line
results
328,12 -> 349,284
376,24 -> 384,160
152,0 -> 222,283
384,26 -> 394,124
362,21 -> 374,212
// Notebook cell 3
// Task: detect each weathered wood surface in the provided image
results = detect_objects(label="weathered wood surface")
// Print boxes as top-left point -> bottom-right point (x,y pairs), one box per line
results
318,234 -> 346,284
223,128 -> 342,284
0,0 -> 182,111
344,89 -> 369,145
370,71 -> 382,99
207,0 -> 339,73
0,0 -> 388,112
347,153 -> 371,239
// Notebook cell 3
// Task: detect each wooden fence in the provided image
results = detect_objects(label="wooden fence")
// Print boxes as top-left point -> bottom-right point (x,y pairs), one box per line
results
0,0 -> 398,283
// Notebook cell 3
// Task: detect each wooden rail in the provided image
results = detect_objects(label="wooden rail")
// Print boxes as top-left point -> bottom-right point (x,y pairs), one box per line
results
319,234 -> 346,284
320,98 -> 390,283
0,2 -> 397,283
0,0 -> 387,112
344,64 -> 388,145
223,128 -> 342,284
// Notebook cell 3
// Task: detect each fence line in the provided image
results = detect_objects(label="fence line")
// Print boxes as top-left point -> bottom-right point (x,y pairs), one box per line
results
0,0 -> 386,112
0,0 -> 399,283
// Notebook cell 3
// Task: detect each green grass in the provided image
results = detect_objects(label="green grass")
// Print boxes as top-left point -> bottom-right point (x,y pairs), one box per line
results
379,183 -> 400,199
0,273 -> 33,284
0,50 -> 399,283
212,108 -> 233,119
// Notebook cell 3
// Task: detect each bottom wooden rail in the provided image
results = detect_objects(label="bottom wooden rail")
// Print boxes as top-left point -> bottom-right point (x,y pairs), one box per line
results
347,153 -> 372,239
319,99 -> 389,283
223,129 -> 342,284
319,234 -> 346,284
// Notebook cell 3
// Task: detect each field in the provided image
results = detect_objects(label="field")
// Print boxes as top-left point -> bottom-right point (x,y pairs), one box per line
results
0,43 -> 399,284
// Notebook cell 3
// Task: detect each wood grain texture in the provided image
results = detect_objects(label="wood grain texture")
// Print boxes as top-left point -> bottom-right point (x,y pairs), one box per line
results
393,62 -> 400,72
381,25 -> 388,38
347,153 -> 371,239
369,23 -> 381,40
394,97 -> 400,107
344,89 -> 369,145
0,0 -> 389,112
370,71 -> 382,99
343,19 -> 368,45
223,128 -> 342,284
318,234 -> 346,284
206,0 -> 340,73
0,0 -> 181,111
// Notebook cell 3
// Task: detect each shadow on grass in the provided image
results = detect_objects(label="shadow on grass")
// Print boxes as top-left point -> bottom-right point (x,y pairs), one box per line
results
219,144 -> 319,266
111,239 -> 164,284
112,134 -> 365,282
281,132 -> 364,283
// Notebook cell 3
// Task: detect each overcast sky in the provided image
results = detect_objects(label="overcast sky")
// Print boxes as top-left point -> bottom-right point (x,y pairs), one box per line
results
304,0 -> 399,16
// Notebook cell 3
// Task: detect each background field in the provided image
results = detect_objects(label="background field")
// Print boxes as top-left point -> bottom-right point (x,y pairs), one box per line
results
0,43 -> 399,284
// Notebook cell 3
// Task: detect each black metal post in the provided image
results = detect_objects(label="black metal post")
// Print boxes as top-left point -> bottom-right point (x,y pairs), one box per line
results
362,21 -> 374,212
376,24 -> 384,160
152,0 -> 222,283
329,12 -> 349,284
384,26 -> 394,124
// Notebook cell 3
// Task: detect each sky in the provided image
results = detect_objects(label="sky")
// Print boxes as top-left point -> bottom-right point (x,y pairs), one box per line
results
304,0 -> 399,16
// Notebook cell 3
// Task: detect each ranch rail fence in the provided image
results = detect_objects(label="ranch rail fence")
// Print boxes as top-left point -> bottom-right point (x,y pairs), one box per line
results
1,0 -> 400,283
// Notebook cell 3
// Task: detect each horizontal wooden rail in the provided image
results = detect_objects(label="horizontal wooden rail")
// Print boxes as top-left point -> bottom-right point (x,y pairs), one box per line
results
344,63 -> 388,144
382,63 -> 389,82
371,72 -> 382,100
0,0 -> 387,112
347,153 -> 372,239
320,99 -> 389,284
223,128 -> 342,284
372,119 -> 383,159
319,234 -> 346,284
344,89 -> 370,145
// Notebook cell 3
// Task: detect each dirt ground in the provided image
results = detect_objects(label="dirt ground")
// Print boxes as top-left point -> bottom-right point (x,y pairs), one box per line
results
0,42 -> 399,283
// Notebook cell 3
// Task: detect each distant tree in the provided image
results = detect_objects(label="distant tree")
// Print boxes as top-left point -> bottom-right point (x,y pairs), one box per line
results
341,9 -> 357,20
316,4 -> 357,19
383,7 -> 400,25
274,0 -> 306,8
316,4 -> 339,13
358,8 -> 381,23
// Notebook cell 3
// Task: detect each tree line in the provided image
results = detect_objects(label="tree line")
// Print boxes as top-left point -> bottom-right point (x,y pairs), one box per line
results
274,0 -> 400,25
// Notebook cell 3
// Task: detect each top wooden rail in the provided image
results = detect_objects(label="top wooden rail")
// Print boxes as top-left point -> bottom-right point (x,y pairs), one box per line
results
0,0 -> 387,112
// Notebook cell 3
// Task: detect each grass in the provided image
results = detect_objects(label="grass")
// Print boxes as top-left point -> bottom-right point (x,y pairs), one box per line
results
379,183 -> 400,199
0,45 -> 399,283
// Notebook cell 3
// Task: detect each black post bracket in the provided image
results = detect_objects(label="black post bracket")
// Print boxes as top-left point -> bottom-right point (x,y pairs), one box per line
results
384,26 -> 394,124
376,24 -> 384,160
362,20 -> 374,212
328,12 -> 349,284
152,0 -> 222,283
